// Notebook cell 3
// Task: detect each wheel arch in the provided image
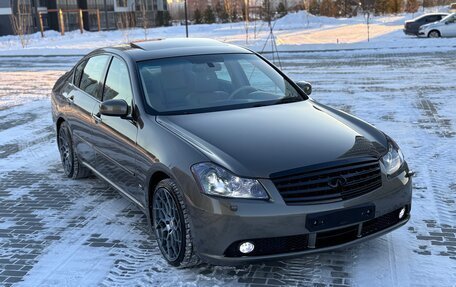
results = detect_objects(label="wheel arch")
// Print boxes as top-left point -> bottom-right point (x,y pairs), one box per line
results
145,164 -> 175,218
56,116 -> 66,134
428,29 -> 441,37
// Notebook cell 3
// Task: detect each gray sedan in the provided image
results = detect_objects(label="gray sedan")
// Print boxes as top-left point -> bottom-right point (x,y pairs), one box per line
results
51,38 -> 412,267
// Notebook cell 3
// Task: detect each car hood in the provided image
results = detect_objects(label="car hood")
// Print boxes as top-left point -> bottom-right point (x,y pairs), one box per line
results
157,100 -> 388,178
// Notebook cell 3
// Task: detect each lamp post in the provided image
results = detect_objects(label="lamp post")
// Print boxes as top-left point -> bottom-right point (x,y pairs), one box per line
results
364,11 -> 370,42
184,0 -> 188,37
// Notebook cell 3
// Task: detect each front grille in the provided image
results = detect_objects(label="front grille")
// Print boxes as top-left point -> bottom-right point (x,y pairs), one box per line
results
361,207 -> 407,236
271,157 -> 382,205
224,234 -> 308,257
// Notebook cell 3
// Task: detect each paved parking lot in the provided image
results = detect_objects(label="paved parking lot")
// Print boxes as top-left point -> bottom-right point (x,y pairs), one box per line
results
0,50 -> 455,286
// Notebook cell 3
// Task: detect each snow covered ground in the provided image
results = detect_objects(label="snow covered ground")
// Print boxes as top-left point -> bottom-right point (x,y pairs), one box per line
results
1,7 -> 456,56
0,46 -> 455,286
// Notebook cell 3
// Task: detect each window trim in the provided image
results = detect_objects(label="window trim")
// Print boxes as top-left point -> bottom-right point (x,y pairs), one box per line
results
73,59 -> 88,88
101,55 -> 134,105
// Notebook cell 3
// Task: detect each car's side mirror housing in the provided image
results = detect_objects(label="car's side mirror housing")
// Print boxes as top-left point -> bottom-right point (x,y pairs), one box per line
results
99,99 -> 129,117
296,81 -> 312,96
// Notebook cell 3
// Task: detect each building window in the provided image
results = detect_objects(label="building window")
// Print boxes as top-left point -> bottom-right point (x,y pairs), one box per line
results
116,0 -> 128,7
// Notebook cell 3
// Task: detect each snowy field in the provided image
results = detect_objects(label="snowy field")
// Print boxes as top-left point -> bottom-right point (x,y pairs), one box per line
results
0,46 -> 455,286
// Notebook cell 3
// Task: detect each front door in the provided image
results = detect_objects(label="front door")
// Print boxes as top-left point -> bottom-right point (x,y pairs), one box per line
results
91,57 -> 141,206
441,16 -> 456,37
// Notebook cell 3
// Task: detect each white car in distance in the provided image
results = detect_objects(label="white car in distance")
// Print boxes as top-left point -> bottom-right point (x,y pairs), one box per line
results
419,13 -> 456,38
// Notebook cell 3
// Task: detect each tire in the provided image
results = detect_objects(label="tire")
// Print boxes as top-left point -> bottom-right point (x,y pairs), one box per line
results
152,179 -> 200,268
57,121 -> 91,179
428,30 -> 441,38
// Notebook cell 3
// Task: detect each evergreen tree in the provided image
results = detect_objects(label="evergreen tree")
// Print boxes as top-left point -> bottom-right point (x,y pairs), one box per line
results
203,5 -> 216,24
194,8 -> 203,24
216,1 -> 229,22
215,2 -> 223,21
163,11 -> 171,26
230,8 -> 238,22
262,0 -> 272,22
405,0 -> 419,13
308,0 -> 320,15
374,0 -> 387,15
276,2 -> 287,17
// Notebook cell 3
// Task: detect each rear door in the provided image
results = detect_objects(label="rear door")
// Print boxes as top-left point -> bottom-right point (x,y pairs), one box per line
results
65,55 -> 110,166
91,56 -> 142,205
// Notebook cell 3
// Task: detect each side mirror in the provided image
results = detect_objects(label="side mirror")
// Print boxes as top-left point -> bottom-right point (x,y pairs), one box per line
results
99,99 -> 129,117
296,81 -> 312,96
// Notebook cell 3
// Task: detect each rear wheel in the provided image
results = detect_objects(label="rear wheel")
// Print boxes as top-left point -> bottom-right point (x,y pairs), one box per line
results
152,179 -> 200,268
428,30 -> 441,38
57,121 -> 91,179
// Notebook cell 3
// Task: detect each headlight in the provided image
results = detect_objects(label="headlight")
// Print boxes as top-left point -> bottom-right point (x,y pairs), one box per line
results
381,140 -> 405,176
191,162 -> 269,199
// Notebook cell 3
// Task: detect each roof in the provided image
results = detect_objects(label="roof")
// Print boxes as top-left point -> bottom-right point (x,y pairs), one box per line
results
417,12 -> 449,17
104,38 -> 252,62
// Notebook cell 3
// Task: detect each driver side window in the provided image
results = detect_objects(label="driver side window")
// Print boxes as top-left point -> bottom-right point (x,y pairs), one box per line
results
239,59 -> 280,94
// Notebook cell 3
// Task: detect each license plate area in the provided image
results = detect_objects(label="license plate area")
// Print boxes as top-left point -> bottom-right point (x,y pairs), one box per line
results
306,204 -> 375,232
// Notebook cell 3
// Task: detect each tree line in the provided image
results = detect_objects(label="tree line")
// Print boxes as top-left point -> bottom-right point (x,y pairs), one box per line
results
192,1 -> 289,24
191,0 -> 454,23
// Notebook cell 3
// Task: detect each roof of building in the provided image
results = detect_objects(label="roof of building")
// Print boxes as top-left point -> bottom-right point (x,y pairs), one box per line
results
103,38 -> 252,62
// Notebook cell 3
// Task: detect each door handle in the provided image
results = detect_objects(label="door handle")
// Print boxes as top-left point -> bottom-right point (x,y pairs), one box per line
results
92,113 -> 102,124
67,95 -> 74,105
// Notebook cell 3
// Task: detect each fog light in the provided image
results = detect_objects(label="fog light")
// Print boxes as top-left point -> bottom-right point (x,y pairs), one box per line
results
398,207 -> 406,219
239,242 -> 255,254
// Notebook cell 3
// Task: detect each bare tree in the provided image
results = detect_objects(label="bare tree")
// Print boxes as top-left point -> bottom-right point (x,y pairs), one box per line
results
10,0 -> 33,48
117,11 -> 134,43
138,0 -> 150,40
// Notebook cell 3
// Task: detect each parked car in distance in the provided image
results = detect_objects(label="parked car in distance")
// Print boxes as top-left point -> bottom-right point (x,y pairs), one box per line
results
51,38 -> 413,267
419,13 -> 456,37
403,13 -> 448,35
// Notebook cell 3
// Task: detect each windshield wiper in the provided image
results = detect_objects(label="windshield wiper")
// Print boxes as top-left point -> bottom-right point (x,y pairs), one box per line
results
274,96 -> 302,104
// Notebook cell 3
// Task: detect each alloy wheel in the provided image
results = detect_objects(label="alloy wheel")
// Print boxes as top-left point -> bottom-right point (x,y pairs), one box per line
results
429,31 -> 440,38
153,187 -> 183,262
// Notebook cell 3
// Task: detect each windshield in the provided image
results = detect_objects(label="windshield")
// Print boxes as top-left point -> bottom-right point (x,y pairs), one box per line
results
138,53 -> 305,114
442,13 -> 456,22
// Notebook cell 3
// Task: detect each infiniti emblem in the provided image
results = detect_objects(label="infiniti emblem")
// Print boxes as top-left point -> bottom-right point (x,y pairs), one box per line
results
328,176 -> 348,188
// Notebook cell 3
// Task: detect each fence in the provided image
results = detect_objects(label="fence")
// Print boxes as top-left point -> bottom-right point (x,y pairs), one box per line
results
37,8 -> 101,37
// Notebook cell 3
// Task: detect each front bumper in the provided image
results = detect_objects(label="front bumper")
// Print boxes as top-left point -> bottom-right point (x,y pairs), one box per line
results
186,168 -> 412,265
403,28 -> 418,36
417,31 -> 427,37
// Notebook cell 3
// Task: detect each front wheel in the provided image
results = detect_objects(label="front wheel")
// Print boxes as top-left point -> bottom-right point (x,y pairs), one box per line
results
152,179 -> 200,268
428,30 -> 441,38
